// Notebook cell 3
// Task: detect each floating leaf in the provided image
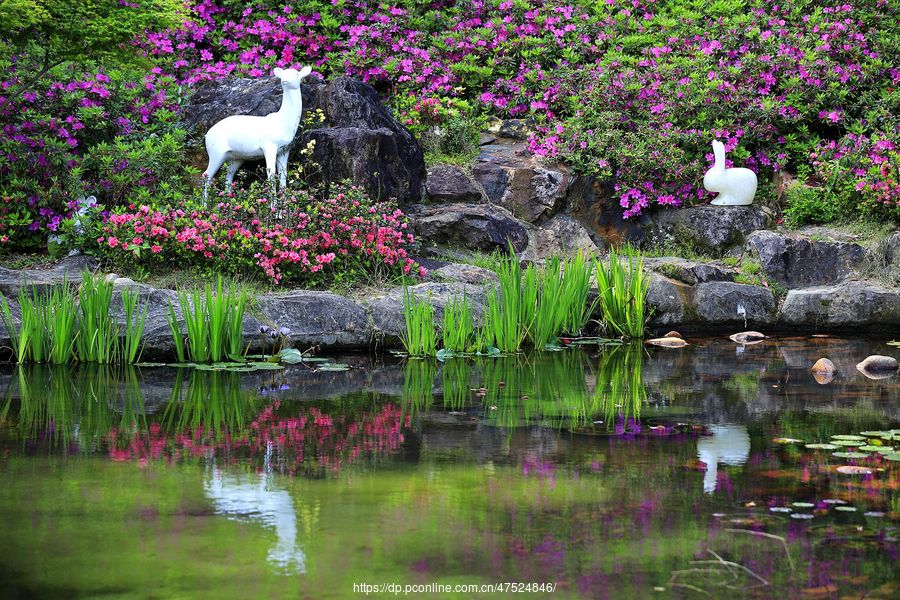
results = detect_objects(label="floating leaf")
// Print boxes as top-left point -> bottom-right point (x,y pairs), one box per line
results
436,348 -> 455,361
135,362 -> 168,367
831,440 -> 865,446
836,466 -> 872,475
860,431 -> 888,437
791,502 -> 815,508
317,363 -> 350,372
247,362 -> 284,370
773,437 -> 804,444
834,506 -> 858,512
882,452 -> 900,462
822,499 -> 847,505
167,363 -> 198,368
858,445 -> 891,453
805,443 -> 839,450
791,513 -> 814,520
769,506 -> 792,513
864,511 -> 885,518
279,348 -> 305,364
831,434 -> 866,441
833,452 -> 869,459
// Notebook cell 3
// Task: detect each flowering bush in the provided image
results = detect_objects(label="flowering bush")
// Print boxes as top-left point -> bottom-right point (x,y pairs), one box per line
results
810,127 -> 899,218
91,183 -> 423,285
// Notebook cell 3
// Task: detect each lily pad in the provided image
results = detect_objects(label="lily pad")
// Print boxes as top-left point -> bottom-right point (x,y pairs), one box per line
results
791,513 -> 814,520
835,465 -> 872,475
882,452 -> 900,461
134,362 -> 168,368
833,452 -> 870,459
805,443 -> 839,450
769,506 -> 792,513
791,502 -> 815,508
834,506 -> 858,512
860,430 -> 888,437
279,348 -> 305,364
831,440 -> 865,446
246,362 -> 284,370
822,499 -> 847,505
864,511 -> 885,518
858,445 -> 891,452
831,434 -> 866,441
773,437 -> 804,444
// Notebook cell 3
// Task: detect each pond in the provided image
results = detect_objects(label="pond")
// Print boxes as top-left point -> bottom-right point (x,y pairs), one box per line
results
1,337 -> 898,599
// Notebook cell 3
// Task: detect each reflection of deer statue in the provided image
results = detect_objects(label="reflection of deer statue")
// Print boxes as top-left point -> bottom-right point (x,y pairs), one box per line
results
703,139 -> 757,206
204,463 -> 307,574
696,424 -> 750,494
202,66 -> 313,199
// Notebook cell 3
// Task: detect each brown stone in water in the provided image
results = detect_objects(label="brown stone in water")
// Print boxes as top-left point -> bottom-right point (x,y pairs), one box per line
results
664,331 -> 682,339
812,371 -> 835,385
646,337 -> 689,348
729,331 -> 767,344
856,355 -> 899,373
811,358 -> 836,374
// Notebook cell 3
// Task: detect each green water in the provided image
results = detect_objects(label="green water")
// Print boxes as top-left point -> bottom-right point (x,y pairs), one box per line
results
1,338 -> 898,599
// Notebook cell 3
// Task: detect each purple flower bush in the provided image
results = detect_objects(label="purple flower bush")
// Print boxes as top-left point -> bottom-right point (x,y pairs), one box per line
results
1,0 -> 897,254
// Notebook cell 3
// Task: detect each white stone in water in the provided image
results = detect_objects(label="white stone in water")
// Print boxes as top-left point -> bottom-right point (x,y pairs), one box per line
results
202,66 -> 313,199
703,139 -> 758,206
856,355 -> 899,373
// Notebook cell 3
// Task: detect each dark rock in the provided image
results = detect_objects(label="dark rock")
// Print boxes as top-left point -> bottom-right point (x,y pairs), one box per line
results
646,274 -> 694,327
472,142 -> 569,223
362,282 -> 488,343
421,411 -> 479,430
692,281 -> 776,325
257,291 -> 373,349
0,255 -> 99,298
647,205 -> 772,255
567,175 -> 646,247
425,263 -> 498,286
486,118 -> 534,140
413,203 -> 530,253
185,75 -> 425,203
479,133 -> 497,146
522,214 -> 600,262
426,164 -> 483,203
745,230 -> 867,287
779,281 -> 900,328
645,257 -> 734,285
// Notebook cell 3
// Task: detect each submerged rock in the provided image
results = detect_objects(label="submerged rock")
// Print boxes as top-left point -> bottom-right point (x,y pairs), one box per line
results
729,331 -> 767,344
856,355 -> 899,373
811,357 -> 836,373
646,337 -> 689,348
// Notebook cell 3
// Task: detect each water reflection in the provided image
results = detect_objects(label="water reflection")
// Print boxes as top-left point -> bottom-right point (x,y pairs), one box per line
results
205,464 -> 307,574
696,424 -> 751,493
1,337 -> 899,599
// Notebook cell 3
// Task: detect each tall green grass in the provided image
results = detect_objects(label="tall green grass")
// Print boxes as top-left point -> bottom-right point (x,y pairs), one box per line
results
169,277 -> 247,363
401,288 -> 437,357
441,294 -> 474,353
48,286 -> 78,364
485,254 -> 530,353
77,272 -> 117,364
0,294 -> 19,360
3,286 -> 78,364
121,288 -> 147,364
594,245 -> 649,338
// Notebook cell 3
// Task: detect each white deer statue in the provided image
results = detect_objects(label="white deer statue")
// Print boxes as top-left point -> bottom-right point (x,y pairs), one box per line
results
703,139 -> 757,206
202,66 -> 313,199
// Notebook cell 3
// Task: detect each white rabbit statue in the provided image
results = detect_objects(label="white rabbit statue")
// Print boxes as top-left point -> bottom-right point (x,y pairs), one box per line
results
703,139 -> 757,206
202,66 -> 313,199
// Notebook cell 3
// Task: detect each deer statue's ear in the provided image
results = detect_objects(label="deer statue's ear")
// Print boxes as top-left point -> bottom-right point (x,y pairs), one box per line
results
273,67 -> 284,78
298,66 -> 312,79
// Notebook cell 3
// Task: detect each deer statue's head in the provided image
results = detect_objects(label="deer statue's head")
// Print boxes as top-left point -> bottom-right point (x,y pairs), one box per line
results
273,66 -> 312,90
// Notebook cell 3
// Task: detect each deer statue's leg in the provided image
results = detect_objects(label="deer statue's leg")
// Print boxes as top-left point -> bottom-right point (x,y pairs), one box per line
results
276,148 -> 289,190
263,145 -> 278,185
202,152 -> 227,200
224,160 -> 243,189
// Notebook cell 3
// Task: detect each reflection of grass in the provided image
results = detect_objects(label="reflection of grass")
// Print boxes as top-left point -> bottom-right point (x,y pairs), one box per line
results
590,343 -> 647,429
402,358 -> 437,418
439,358 -> 471,411
163,370 -> 261,438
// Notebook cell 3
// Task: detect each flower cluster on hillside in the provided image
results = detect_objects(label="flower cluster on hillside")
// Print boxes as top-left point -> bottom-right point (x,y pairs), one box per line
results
1,1 -> 897,255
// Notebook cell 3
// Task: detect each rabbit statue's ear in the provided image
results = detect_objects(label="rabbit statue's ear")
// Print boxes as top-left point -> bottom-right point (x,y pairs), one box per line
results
273,67 -> 284,78
298,66 -> 312,79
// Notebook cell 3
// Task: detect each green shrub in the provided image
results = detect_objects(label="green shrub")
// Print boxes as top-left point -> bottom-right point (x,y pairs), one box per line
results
783,184 -> 843,227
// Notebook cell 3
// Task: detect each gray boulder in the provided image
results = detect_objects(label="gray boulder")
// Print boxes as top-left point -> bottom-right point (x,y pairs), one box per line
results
185,76 -> 425,203
426,164 -> 483,203
425,263 -> 498,286
779,281 -> 900,329
522,214 -> 601,262
745,230 -> 867,287
645,257 -> 734,285
472,141 -> 570,223
692,281 -> 776,325
257,291 -> 373,349
646,274 -> 694,327
362,282 -> 488,343
646,205 -> 771,255
413,203 -> 530,253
